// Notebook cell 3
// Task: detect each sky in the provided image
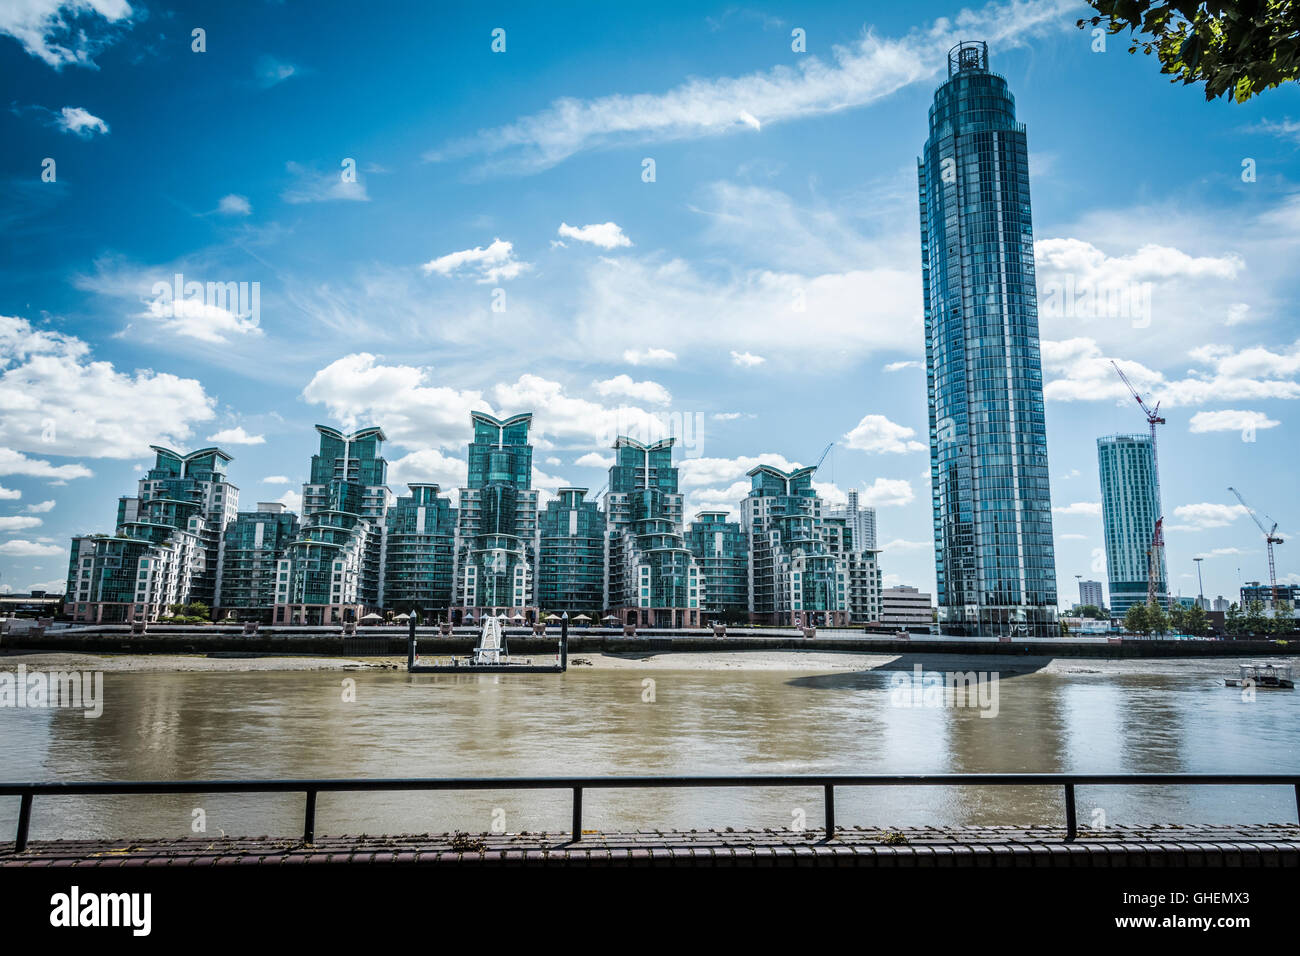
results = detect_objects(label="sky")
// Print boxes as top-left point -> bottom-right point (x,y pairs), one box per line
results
1,0 -> 1299,608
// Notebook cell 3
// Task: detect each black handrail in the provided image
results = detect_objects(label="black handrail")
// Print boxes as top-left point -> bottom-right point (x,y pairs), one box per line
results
2,773 -> 1297,852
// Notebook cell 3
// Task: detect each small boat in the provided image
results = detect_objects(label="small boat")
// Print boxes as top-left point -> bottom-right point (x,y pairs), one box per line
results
1224,662 -> 1294,690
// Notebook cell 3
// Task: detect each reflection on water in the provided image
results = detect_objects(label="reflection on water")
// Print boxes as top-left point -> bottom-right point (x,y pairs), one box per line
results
1,658 -> 1296,840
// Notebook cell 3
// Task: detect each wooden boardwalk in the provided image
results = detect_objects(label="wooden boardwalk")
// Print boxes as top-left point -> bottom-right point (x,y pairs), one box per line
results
4,824 -> 1298,868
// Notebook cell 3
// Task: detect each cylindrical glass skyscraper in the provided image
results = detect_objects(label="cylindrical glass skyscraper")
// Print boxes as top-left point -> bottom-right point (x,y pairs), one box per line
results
917,41 -> 1058,637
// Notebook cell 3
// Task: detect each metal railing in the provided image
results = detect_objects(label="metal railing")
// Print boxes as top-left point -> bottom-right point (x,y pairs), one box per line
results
2,773 -> 1297,852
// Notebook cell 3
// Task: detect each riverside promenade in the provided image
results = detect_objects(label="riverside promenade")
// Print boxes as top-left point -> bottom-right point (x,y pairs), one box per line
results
5,824 -> 1299,868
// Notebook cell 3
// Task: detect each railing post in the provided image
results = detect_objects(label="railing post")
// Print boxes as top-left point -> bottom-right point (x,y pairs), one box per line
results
824,784 -> 835,838
572,786 -> 583,842
303,790 -> 317,844
1295,784 -> 1299,825
1064,783 -> 1077,842
15,792 -> 32,852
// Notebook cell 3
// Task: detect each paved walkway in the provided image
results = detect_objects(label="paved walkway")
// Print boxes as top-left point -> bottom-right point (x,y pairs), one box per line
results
4,824 -> 1298,867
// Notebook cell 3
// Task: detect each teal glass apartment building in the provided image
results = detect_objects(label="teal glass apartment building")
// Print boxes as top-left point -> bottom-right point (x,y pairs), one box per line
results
68,414 -> 884,629
918,40 -> 1058,637
1097,434 -> 1167,618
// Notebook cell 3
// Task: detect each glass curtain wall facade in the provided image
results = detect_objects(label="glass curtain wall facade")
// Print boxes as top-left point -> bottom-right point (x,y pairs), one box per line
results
743,465 -> 847,626
274,425 -> 389,624
1097,434 -> 1167,618
918,40 -> 1058,637
686,511 -> 749,623
452,412 -> 539,623
216,503 -> 299,619
382,483 -> 456,617
605,437 -> 703,628
537,487 -> 606,615
66,446 -> 238,623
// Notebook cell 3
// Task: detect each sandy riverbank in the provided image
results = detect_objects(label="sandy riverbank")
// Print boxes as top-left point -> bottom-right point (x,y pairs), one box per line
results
1,649 -> 1290,677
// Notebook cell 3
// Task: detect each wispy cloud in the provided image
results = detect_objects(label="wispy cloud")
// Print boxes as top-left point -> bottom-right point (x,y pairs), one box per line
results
421,239 -> 530,283
206,426 -> 265,445
256,55 -> 301,88
217,194 -> 251,216
55,105 -> 108,138
282,161 -> 369,203
425,0 -> 1074,174
0,0 -> 134,70
557,221 -> 632,249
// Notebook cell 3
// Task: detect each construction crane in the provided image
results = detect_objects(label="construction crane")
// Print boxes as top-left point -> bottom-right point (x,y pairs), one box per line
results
1111,361 -> 1166,608
1227,486 -> 1284,604
811,442 -> 834,472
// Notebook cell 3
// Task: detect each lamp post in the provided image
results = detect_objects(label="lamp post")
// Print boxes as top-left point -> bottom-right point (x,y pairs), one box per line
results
1194,557 -> 1205,610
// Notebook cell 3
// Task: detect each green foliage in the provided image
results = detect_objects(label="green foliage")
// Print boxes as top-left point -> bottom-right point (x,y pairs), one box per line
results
164,601 -> 211,625
1124,602 -> 1150,635
1079,1 -> 1300,102
1244,599 -> 1270,635
1272,602 -> 1296,635
1076,604 -> 1108,620
1225,601 -> 1243,636
1183,604 -> 1208,636
1146,601 -> 1170,636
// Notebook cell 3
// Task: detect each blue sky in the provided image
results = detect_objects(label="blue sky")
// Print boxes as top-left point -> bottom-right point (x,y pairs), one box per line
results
2,0 -> 1299,607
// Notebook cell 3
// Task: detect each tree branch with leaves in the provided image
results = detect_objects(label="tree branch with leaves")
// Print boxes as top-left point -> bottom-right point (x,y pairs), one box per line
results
1079,1 -> 1300,102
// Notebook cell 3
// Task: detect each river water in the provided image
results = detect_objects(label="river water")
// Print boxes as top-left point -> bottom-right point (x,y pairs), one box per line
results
1,654 -> 1297,840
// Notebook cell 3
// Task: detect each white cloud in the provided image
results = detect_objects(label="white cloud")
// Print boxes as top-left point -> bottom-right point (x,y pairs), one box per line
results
426,0 -> 1074,173
261,475 -> 291,485
1041,336 -> 1300,405
137,294 -> 262,344
622,347 -> 676,366
0,448 -> 92,480
1036,238 -> 1242,295
0,0 -> 132,70
217,194 -> 251,216
386,448 -> 468,499
0,485 -> 20,500
858,477 -> 914,508
843,414 -> 925,454
730,350 -> 765,368
1188,409 -> 1280,434
206,426 -> 265,445
1169,502 -> 1248,531
25,499 -> 56,513
302,353 -> 485,449
881,538 -> 929,553
256,55 -> 298,88
282,161 -> 369,203
577,253 -> 918,370
678,454 -> 801,489
276,489 -> 302,513
574,452 -> 614,469
592,374 -> 671,405
883,360 -> 922,372
0,516 -> 43,533
557,221 -> 632,249
1052,501 -> 1102,516
56,106 -> 108,138
0,539 -> 63,556
421,238 -> 529,283
0,314 -> 215,459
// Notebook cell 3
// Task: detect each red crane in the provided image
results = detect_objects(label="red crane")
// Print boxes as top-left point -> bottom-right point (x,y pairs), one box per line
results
1111,361 -> 1166,608
1227,486 -> 1284,604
